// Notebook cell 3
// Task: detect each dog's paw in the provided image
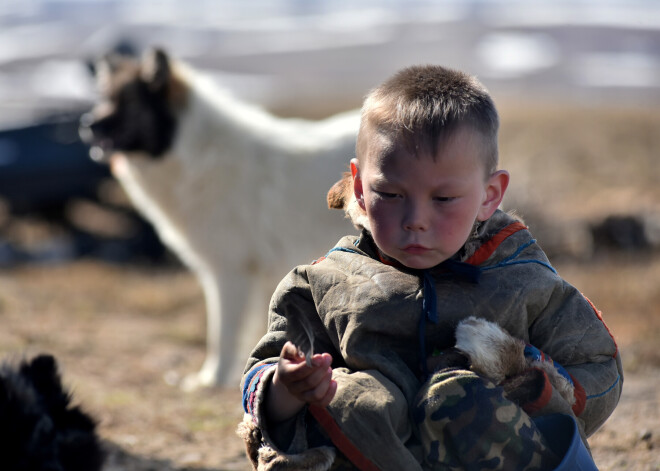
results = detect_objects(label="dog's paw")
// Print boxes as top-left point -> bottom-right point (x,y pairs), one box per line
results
455,316 -> 527,383
180,361 -> 241,391
180,370 -> 217,392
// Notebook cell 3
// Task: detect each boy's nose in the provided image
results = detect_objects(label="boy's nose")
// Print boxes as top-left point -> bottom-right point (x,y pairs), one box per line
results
403,203 -> 429,232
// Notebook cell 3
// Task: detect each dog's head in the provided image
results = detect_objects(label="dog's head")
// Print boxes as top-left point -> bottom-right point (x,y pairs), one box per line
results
79,47 -> 185,163
0,354 -> 104,471
327,170 -> 370,232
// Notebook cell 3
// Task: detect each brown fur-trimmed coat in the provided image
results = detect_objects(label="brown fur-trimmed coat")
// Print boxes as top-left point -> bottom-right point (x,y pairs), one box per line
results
240,210 -> 622,469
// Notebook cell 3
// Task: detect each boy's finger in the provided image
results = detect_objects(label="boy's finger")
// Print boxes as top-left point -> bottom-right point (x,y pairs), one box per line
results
280,341 -> 297,358
287,363 -> 327,393
299,370 -> 334,404
281,341 -> 306,363
286,363 -> 332,399
310,352 -> 333,367
316,379 -> 338,407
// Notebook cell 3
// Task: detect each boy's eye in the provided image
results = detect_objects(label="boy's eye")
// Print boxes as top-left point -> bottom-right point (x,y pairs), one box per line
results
434,196 -> 456,203
375,190 -> 400,199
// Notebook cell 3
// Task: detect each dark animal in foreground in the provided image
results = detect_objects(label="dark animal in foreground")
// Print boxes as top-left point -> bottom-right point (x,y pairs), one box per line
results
0,354 -> 104,471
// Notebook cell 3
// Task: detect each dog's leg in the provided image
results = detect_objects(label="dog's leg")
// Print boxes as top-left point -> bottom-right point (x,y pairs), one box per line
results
182,268 -> 251,390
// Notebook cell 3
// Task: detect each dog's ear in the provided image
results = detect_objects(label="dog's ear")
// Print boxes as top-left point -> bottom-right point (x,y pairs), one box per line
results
141,47 -> 171,93
21,354 -> 66,403
327,171 -> 352,209
87,41 -> 139,78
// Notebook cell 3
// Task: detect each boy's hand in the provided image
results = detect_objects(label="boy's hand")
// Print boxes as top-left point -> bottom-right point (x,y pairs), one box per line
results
266,342 -> 337,423
278,341 -> 336,406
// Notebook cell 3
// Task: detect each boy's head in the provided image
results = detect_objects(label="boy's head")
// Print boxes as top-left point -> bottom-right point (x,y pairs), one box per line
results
355,64 -> 499,174
348,65 -> 509,269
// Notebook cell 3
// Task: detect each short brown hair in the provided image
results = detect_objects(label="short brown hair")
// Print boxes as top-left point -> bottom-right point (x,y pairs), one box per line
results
356,65 -> 499,175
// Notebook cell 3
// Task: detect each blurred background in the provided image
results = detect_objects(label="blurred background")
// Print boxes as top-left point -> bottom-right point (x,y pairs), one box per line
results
1,1 -> 659,470
1,0 -> 659,265
2,0 -> 659,122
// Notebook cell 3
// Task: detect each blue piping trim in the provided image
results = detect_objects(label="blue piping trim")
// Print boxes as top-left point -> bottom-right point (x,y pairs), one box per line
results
419,270 -> 438,379
325,247 -> 359,257
586,374 -> 621,400
503,239 -> 536,263
524,345 -> 574,386
422,271 -> 438,324
483,259 -> 558,274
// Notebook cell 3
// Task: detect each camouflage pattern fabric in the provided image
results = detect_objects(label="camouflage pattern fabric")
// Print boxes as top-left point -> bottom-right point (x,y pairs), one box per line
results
413,369 -> 560,471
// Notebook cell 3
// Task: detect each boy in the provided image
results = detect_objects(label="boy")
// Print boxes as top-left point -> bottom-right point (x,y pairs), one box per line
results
239,65 -> 622,470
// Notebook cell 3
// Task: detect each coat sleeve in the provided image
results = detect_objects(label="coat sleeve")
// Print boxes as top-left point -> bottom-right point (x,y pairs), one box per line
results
527,276 -> 623,438
240,265 -> 338,451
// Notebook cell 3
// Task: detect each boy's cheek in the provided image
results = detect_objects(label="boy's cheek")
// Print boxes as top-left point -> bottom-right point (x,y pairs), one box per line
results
366,212 -> 391,239
366,199 -> 392,221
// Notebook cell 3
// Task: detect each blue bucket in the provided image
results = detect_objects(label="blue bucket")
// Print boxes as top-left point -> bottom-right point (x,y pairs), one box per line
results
533,414 -> 599,471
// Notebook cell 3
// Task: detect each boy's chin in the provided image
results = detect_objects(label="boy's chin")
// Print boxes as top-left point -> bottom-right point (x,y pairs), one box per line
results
402,261 -> 443,270
394,254 -> 448,270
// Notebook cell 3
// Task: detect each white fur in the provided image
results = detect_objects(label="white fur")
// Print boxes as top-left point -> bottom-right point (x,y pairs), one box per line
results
455,316 -> 527,384
111,62 -> 360,388
455,316 -> 575,405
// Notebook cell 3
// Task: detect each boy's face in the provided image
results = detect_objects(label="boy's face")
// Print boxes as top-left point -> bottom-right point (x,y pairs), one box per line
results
352,127 -> 508,270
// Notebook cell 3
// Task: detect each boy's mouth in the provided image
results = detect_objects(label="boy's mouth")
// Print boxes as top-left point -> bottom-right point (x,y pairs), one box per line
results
402,244 -> 430,255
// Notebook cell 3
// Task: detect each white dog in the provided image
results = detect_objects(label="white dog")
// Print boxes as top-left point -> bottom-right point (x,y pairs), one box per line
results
79,48 -> 360,389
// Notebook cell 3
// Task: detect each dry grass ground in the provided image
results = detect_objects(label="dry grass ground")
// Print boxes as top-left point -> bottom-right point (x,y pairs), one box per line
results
0,103 -> 659,470
0,262 -> 248,470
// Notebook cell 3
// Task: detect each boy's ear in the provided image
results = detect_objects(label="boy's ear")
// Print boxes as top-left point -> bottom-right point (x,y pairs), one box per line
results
351,159 -> 366,211
477,170 -> 509,221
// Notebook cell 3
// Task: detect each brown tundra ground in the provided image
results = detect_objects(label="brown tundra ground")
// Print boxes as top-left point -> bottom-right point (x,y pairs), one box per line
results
0,103 -> 659,470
